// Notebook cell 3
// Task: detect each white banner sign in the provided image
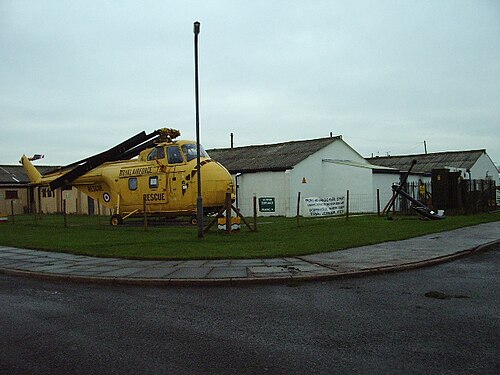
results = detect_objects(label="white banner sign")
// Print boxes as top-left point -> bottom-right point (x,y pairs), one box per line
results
304,196 -> 345,216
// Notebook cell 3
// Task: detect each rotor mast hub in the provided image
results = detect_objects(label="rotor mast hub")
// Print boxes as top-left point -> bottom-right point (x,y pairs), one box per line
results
157,128 -> 181,143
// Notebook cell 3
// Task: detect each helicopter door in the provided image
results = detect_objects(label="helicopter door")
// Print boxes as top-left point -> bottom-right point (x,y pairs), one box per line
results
145,173 -> 167,213
143,146 -> 168,213
166,146 -> 190,210
116,176 -> 143,214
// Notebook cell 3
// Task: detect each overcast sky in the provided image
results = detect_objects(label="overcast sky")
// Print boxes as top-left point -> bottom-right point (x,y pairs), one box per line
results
1,0 -> 499,166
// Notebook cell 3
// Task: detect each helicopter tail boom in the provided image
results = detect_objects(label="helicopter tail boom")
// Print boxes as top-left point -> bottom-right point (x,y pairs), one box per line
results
19,155 -> 43,184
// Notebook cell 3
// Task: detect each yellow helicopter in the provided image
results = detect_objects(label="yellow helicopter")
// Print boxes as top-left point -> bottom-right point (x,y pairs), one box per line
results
20,128 -> 235,225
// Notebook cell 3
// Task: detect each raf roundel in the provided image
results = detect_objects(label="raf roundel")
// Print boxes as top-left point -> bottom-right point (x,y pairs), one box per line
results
103,192 -> 111,203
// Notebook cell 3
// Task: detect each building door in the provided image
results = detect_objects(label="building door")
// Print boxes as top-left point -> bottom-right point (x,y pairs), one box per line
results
88,196 -> 95,216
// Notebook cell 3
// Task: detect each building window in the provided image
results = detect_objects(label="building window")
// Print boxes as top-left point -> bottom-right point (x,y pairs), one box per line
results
41,188 -> 53,198
149,176 -> 159,189
129,177 -> 138,191
5,190 -> 18,199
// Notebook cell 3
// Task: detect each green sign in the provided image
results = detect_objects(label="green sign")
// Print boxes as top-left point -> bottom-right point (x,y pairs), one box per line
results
259,197 -> 275,212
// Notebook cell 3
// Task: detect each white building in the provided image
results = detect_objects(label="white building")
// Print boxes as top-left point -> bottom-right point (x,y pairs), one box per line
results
209,138 -> 498,217
367,149 -> 498,182
368,149 -> 499,212
208,136 -> 390,217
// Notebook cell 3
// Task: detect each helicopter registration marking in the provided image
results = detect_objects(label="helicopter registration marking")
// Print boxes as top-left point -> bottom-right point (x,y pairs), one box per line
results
119,166 -> 161,177
88,184 -> 103,192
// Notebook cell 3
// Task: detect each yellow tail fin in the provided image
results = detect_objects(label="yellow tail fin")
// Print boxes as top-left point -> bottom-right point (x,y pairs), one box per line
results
19,155 -> 42,184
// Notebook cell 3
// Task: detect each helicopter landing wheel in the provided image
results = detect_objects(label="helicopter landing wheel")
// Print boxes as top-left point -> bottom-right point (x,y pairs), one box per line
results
110,214 -> 123,226
189,215 -> 198,225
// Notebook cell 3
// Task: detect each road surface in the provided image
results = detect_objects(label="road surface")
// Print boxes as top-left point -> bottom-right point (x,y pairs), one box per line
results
1,248 -> 498,374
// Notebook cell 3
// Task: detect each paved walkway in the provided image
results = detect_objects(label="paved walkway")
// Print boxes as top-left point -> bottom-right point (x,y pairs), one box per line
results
0,222 -> 498,286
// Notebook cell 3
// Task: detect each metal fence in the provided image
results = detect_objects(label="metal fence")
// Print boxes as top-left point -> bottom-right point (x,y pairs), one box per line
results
236,192 -> 381,218
235,183 -> 496,218
459,179 -> 497,214
394,180 -> 497,215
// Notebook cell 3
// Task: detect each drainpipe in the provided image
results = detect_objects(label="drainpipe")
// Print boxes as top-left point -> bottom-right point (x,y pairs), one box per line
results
234,173 -> 242,209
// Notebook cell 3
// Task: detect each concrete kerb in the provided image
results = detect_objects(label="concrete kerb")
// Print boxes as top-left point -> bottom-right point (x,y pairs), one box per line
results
0,240 -> 498,287
310,240 -> 500,280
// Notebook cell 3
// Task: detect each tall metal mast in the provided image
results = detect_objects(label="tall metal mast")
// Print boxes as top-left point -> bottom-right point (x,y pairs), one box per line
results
193,21 -> 203,238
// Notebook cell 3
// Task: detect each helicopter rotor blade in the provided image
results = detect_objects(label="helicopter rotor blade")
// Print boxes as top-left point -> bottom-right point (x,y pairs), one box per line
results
120,138 -> 159,160
49,130 -> 160,190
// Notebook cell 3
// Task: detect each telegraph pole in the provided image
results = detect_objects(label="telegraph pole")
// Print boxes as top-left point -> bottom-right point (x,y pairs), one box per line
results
194,21 -> 204,238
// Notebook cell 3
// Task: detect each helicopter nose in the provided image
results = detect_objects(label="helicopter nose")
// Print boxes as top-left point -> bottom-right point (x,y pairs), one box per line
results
202,160 -> 234,204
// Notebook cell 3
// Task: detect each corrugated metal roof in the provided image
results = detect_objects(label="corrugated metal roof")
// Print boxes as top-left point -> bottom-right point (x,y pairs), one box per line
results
207,137 -> 340,173
0,165 -> 58,185
366,150 -> 485,173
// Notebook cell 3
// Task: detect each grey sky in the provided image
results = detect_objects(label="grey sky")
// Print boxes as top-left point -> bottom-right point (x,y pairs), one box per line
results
1,0 -> 499,166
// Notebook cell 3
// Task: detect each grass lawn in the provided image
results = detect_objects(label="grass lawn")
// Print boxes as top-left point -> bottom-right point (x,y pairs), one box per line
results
0,212 -> 498,260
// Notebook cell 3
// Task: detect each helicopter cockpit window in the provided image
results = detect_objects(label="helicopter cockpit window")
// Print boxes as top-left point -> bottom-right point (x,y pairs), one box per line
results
167,146 -> 184,164
181,143 -> 209,162
128,177 -> 138,191
147,146 -> 165,161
